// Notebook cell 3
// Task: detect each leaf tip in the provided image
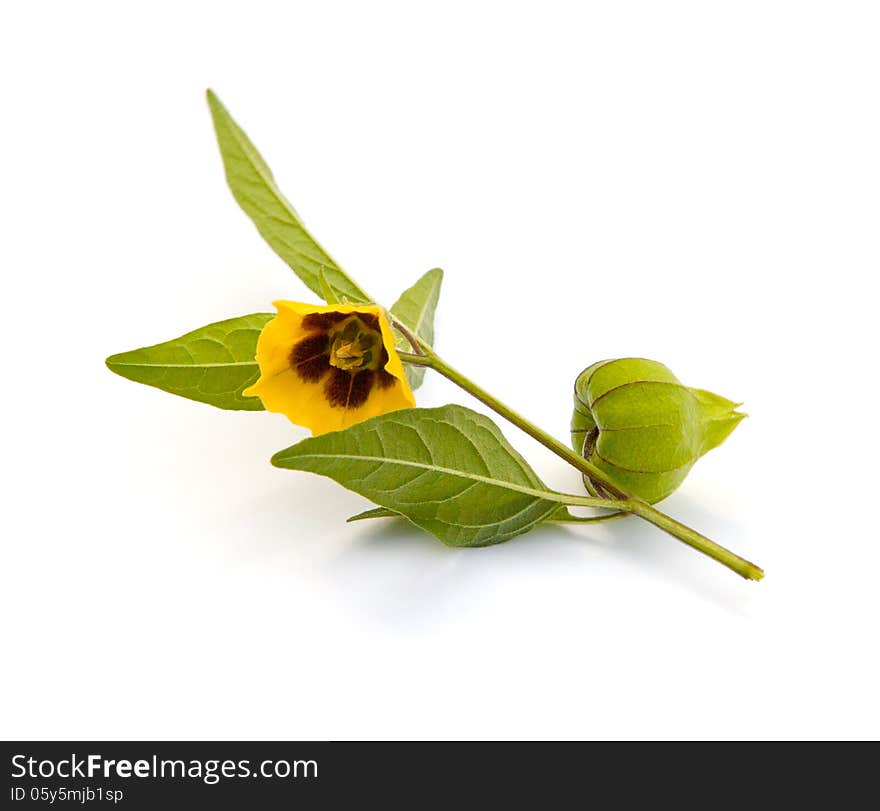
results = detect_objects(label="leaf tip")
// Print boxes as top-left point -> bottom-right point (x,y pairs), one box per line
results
269,449 -> 289,468
105,352 -> 124,375
347,506 -> 398,522
205,88 -> 228,129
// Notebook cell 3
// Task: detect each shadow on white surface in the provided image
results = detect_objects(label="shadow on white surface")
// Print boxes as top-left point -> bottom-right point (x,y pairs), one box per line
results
325,519 -> 606,632
225,466 -> 759,631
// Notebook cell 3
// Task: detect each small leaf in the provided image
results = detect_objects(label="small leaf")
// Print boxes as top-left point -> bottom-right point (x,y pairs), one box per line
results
389,267 -> 443,389
206,90 -> 370,303
273,404 -> 559,547
318,268 -> 341,304
347,503 -> 624,525
106,313 -> 271,410
550,506 -> 628,524
347,506 -> 399,522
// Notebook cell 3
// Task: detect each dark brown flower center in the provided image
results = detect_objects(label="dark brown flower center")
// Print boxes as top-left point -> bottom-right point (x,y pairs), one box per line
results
289,311 -> 397,410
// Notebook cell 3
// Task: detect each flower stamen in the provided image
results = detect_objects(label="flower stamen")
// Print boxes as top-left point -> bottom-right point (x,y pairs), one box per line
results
328,316 -> 382,372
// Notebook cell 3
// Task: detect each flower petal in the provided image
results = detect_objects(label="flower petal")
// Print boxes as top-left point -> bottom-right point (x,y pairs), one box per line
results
244,301 -> 416,435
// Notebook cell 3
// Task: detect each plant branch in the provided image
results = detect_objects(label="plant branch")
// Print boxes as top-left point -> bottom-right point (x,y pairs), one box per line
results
397,350 -> 431,366
391,319 -> 425,355
625,499 -> 763,580
400,341 -> 764,581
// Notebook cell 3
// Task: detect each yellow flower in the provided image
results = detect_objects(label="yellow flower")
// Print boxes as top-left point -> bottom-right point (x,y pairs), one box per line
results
244,301 -> 415,434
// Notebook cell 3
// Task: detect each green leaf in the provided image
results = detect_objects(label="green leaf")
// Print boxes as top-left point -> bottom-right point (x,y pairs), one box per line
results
206,89 -> 370,303
272,404 -> 559,547
347,503 -> 625,525
318,267 -> 341,304
106,313 -> 271,410
347,506 -> 399,522
549,507 -> 628,524
389,267 -> 443,389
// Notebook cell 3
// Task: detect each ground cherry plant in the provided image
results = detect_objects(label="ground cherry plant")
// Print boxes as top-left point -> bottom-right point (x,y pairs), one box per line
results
106,90 -> 763,582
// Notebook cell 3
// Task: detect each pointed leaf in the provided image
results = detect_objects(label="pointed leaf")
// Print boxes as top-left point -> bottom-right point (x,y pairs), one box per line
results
106,313 -> 271,410
206,90 -> 370,303
347,506 -> 399,522
347,503 -> 624,525
389,267 -> 443,389
273,404 -> 559,547
318,267 -> 341,304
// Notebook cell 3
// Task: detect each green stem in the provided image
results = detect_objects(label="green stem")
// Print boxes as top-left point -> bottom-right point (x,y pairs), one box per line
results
625,500 -> 763,580
398,345 -> 764,581
400,349 -> 626,497
553,493 -> 630,511
551,511 -> 628,524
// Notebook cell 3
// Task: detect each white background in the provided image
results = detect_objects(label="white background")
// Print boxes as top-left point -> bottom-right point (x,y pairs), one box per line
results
2,1 -> 878,740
